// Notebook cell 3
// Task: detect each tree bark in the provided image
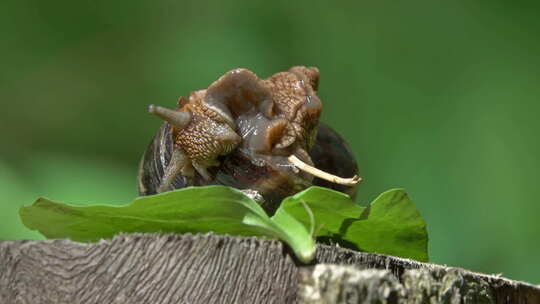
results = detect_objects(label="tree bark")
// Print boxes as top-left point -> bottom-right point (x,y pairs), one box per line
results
0,233 -> 538,304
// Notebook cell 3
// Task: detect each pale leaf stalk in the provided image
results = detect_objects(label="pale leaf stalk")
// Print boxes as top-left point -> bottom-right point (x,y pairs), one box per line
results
288,155 -> 362,186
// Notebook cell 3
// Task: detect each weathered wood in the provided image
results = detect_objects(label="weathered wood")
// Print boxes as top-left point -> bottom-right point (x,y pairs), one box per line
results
0,233 -> 538,304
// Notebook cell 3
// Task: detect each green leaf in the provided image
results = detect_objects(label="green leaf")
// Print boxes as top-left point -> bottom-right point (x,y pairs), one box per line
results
19,185 -> 316,263
20,185 -> 428,263
277,187 -> 429,262
270,204 -> 316,263
273,186 -> 365,237
344,189 -> 429,262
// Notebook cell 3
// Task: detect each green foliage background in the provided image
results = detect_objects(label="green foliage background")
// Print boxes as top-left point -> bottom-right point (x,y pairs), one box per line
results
1,1 -> 539,283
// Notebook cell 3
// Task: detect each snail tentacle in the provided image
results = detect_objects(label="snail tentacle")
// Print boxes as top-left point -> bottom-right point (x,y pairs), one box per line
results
148,104 -> 191,129
158,149 -> 190,193
192,160 -> 213,181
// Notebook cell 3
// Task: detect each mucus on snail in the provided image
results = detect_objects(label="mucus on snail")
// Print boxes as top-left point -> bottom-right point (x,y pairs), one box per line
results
138,66 -> 360,213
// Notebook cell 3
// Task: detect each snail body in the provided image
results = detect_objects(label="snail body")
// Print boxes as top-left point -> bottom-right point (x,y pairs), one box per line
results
138,67 -> 359,212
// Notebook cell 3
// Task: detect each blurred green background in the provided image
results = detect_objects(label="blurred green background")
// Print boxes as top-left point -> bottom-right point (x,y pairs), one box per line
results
2,0 -> 539,283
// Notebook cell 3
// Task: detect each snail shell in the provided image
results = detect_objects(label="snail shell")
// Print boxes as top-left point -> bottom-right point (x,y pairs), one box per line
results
138,67 -> 359,213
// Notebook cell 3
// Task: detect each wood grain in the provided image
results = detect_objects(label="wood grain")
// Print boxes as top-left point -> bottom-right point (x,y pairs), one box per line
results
0,233 -> 538,303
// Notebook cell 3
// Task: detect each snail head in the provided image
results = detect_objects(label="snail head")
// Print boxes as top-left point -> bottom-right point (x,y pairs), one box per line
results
147,66 -> 360,196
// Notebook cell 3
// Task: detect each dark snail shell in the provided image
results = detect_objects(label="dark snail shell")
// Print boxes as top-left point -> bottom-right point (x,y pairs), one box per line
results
138,121 -> 359,213
309,123 -> 359,199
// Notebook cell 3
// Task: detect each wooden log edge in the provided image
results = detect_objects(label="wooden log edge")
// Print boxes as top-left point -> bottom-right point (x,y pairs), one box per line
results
0,233 -> 538,303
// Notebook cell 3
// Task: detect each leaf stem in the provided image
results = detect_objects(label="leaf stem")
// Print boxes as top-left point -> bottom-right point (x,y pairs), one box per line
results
288,155 -> 362,186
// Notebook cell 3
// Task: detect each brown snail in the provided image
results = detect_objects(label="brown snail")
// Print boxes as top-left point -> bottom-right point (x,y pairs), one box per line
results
138,66 -> 360,213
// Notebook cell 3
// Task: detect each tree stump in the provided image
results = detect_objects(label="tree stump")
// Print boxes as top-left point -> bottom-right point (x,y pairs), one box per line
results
0,233 -> 538,303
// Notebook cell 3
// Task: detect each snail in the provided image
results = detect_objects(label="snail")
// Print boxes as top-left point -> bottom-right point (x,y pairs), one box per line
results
138,66 -> 360,213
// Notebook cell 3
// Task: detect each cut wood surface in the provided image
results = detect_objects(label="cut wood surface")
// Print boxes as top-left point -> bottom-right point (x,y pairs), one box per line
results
0,233 -> 538,304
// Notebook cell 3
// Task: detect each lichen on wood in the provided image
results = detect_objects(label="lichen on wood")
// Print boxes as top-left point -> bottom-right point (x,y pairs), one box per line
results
298,265 -> 495,303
